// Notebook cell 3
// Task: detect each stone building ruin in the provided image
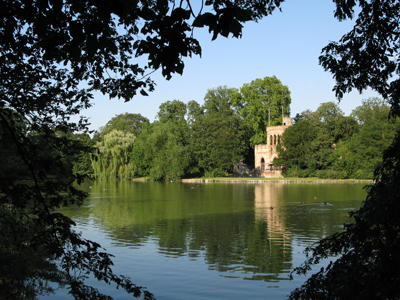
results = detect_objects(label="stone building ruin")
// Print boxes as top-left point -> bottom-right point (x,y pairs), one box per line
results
254,117 -> 292,178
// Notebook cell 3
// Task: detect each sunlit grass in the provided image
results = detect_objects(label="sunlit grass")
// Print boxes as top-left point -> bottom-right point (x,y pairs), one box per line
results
182,177 -> 372,182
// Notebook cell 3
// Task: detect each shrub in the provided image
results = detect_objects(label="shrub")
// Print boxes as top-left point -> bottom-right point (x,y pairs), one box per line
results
204,168 -> 225,178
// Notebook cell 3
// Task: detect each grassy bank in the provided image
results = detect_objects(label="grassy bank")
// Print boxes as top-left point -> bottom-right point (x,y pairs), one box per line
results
131,177 -> 372,183
181,177 -> 373,183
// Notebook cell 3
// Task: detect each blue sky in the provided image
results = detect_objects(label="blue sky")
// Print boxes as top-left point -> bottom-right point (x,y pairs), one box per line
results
83,1 -> 379,132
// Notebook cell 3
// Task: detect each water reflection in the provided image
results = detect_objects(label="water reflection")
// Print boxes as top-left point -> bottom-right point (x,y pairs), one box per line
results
61,181 -> 366,284
254,183 -> 293,280
255,183 -> 292,242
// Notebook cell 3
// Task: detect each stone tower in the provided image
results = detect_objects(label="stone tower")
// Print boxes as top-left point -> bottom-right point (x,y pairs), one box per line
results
254,117 -> 292,178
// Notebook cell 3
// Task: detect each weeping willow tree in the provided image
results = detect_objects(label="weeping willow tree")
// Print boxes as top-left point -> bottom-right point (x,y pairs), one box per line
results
92,130 -> 136,179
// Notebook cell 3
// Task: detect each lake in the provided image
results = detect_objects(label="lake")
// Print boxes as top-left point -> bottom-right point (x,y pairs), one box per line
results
45,180 -> 368,300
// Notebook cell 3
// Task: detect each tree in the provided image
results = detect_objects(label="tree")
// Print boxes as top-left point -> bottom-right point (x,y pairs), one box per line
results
232,76 -> 291,147
130,100 -> 193,181
319,1 -> 400,116
187,100 -> 203,126
156,100 -> 188,123
92,130 -> 136,180
303,102 -> 345,171
303,102 -> 347,139
275,120 -> 317,170
332,115 -> 359,143
5,0 -> 400,298
190,88 -> 247,175
1,0 -> 286,298
0,110 -> 29,180
289,1 -> 400,299
277,102 -> 348,175
345,98 -> 399,178
203,86 -> 239,114
314,102 -> 344,124
148,121 -> 193,181
293,113 -> 305,124
100,113 -> 149,137
130,120 -> 193,181
352,97 -> 395,125
71,133 -> 95,178
290,134 -> 400,300
275,100 -> 394,179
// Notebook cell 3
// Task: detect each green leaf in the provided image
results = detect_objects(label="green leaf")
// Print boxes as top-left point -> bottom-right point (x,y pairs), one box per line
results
139,8 -> 157,21
228,20 -> 243,38
193,12 -> 216,27
171,7 -> 191,21
140,89 -> 148,96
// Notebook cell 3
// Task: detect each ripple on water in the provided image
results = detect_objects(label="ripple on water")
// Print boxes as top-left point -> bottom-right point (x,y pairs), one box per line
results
49,181 -> 366,300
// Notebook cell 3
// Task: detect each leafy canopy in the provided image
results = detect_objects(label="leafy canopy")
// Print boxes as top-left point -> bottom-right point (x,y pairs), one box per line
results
289,1 -> 400,299
92,130 -> 136,180
190,86 -> 247,174
99,113 -> 149,137
232,76 -> 291,147
276,100 -> 397,180
320,1 -> 400,114
1,0 -> 284,298
4,0 -> 400,298
130,102 -> 193,181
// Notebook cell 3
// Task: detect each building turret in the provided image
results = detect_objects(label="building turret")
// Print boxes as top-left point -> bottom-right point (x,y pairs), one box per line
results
254,117 -> 293,178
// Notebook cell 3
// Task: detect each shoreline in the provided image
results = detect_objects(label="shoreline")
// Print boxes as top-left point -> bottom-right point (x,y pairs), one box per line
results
181,178 -> 373,183
131,177 -> 373,184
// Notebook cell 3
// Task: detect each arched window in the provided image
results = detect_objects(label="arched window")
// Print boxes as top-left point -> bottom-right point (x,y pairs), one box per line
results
278,135 -> 281,144
261,158 -> 265,171
270,135 -> 273,145
274,135 -> 277,145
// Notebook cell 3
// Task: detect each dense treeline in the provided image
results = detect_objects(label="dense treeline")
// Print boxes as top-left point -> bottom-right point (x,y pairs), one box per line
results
88,94 -> 399,181
1,0 -> 289,297
89,95 -> 398,181
91,76 -> 291,180
2,0 -> 400,298
0,109 -> 95,181
275,98 -> 400,179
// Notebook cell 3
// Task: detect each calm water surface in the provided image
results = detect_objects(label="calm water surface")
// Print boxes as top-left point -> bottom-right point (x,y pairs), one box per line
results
47,181 -> 368,300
